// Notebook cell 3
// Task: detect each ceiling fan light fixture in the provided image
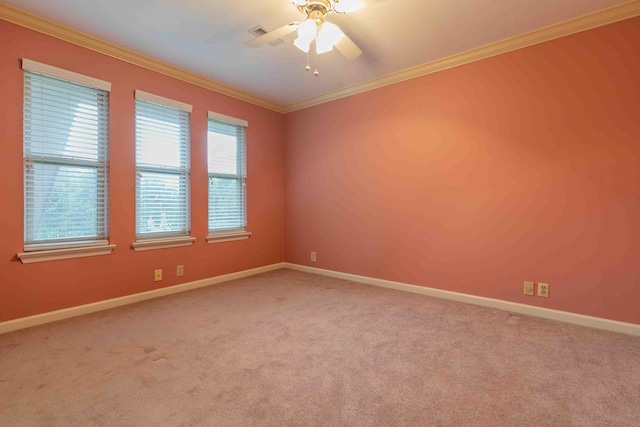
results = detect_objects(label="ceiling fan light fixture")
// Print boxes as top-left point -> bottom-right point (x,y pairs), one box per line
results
297,18 -> 318,41
293,18 -> 317,53
316,22 -> 343,54
293,37 -> 312,53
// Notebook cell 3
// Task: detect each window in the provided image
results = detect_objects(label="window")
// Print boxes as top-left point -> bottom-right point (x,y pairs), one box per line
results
207,112 -> 250,243
133,91 -> 194,251
18,59 -> 114,263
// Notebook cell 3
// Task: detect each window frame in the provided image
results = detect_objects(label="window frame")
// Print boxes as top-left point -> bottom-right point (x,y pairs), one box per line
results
206,111 -> 251,244
17,59 -> 115,264
132,90 -> 195,251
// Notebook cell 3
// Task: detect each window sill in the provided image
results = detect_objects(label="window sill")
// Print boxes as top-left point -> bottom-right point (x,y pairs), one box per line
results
17,244 -> 116,264
206,231 -> 251,244
131,236 -> 196,252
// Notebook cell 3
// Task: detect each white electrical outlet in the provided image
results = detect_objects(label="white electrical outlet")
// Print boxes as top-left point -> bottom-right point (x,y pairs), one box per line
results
538,282 -> 550,298
154,269 -> 162,282
177,265 -> 184,276
310,251 -> 317,262
524,281 -> 535,296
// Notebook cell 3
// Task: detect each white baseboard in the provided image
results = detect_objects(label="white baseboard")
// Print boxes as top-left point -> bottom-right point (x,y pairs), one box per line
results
5,262 -> 638,337
284,263 -> 640,336
0,262 -> 285,335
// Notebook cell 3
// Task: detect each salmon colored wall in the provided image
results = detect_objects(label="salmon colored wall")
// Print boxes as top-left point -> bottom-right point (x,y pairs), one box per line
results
285,18 -> 640,324
0,20 -> 285,322
2,17 -> 639,326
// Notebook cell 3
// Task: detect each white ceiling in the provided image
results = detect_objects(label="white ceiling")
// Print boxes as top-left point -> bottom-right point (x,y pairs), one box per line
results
3,0 -> 629,107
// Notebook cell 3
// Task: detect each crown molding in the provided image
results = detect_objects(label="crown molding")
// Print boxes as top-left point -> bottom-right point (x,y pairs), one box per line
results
0,2 -> 285,114
283,0 -> 640,113
2,1 -> 639,115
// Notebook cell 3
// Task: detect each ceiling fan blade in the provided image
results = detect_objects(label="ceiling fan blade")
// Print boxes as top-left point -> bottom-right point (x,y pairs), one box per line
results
246,23 -> 298,48
335,32 -> 362,60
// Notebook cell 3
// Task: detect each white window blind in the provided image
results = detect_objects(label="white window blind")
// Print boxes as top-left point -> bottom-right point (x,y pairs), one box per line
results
208,116 -> 247,233
135,94 -> 191,240
23,67 -> 110,249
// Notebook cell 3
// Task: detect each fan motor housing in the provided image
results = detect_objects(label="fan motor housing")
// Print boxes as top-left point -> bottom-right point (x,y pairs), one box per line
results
297,0 -> 332,17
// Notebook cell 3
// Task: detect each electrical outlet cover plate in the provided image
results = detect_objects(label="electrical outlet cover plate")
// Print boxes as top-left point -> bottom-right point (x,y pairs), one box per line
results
538,282 -> 550,298
154,269 -> 162,282
311,252 -> 317,262
177,265 -> 184,276
524,281 -> 535,296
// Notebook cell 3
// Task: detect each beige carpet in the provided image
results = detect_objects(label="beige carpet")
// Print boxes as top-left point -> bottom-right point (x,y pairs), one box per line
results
1,269 -> 639,426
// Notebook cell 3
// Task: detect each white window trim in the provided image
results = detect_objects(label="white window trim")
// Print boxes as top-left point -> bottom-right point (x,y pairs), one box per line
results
131,236 -> 196,252
206,231 -> 251,244
134,94 -> 192,243
207,111 -> 248,128
17,244 -> 116,264
22,59 -> 111,92
22,62 -> 111,252
135,90 -> 192,112
207,113 -> 249,235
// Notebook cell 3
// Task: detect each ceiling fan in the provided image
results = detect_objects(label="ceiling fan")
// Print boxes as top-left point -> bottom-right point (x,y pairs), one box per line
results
246,0 -> 385,75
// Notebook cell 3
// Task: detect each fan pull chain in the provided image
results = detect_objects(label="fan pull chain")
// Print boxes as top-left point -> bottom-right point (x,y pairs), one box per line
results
305,50 -> 310,72
314,46 -> 319,77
